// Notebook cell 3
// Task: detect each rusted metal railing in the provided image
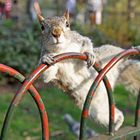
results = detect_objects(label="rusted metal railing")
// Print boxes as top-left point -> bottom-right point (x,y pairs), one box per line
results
80,48 -> 140,140
0,64 -> 49,140
0,47 -> 140,140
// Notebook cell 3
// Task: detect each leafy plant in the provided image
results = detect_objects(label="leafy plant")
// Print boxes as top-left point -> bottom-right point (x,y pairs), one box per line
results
0,23 -> 41,74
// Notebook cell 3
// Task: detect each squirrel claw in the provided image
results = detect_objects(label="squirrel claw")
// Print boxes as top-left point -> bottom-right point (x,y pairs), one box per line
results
41,54 -> 54,65
84,52 -> 96,68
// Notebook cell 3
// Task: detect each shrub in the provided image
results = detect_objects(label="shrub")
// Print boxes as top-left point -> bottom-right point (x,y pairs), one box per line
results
0,22 -> 41,74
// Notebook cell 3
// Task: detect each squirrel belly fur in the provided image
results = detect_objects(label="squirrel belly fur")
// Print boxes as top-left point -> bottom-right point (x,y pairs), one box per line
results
38,11 -> 140,131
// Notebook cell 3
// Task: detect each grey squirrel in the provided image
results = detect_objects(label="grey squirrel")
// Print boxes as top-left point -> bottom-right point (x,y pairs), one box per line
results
34,2 -> 140,132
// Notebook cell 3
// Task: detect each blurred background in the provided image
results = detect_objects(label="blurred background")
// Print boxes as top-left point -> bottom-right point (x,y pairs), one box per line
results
0,0 -> 140,139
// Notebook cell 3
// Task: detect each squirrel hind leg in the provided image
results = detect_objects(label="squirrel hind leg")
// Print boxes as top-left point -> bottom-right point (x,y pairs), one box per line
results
114,109 -> 124,131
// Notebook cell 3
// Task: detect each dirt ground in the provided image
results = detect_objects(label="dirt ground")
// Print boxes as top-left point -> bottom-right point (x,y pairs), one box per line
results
0,78 -> 48,95
0,84 -> 16,94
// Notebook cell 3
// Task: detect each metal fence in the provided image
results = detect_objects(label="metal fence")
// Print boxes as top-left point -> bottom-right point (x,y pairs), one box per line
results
0,47 -> 140,140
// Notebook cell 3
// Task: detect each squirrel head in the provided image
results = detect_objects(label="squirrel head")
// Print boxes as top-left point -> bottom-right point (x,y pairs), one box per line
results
40,11 -> 71,49
34,2 -> 71,49
33,1 -> 70,34
40,10 -> 70,35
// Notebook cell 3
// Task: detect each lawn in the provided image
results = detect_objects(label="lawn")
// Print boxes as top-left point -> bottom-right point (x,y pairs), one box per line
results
0,84 -> 137,140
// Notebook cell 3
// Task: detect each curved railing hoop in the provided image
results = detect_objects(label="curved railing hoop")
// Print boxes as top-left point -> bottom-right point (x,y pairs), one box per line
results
0,53 -> 88,140
7,52 -> 114,140
14,52 -> 88,106
80,48 -> 140,139
1,47 -> 140,140
0,64 -> 49,140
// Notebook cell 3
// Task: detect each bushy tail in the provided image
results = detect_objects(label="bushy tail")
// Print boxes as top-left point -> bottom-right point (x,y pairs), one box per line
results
118,59 -> 140,96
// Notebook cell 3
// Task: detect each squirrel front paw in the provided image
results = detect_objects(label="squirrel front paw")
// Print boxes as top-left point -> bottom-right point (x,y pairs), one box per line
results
84,52 -> 96,68
41,54 -> 54,65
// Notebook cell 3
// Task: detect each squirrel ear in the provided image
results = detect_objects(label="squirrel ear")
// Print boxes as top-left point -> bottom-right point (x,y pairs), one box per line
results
37,15 -> 45,22
34,1 -> 45,22
64,9 -> 70,21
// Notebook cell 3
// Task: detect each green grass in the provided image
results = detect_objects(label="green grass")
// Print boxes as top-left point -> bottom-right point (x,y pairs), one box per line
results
0,86 -> 82,140
0,84 -> 138,140
114,85 -> 137,126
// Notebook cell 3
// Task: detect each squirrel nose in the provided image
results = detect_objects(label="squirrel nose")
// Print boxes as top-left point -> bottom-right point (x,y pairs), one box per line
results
52,27 -> 62,38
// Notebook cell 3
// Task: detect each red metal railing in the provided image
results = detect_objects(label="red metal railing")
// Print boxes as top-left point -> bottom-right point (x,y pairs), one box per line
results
0,47 -> 140,140
80,48 -> 140,139
0,64 -> 49,140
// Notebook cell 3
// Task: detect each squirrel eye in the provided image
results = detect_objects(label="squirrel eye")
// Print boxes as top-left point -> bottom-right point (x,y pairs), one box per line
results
66,21 -> 69,27
41,25 -> 45,31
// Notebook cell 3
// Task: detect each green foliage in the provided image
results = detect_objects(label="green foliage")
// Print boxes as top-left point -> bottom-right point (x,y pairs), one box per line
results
98,16 -> 140,47
72,14 -> 140,48
2,19 -> 14,28
107,0 -> 140,12
72,23 -> 113,46
114,85 -> 137,125
0,23 -> 41,74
